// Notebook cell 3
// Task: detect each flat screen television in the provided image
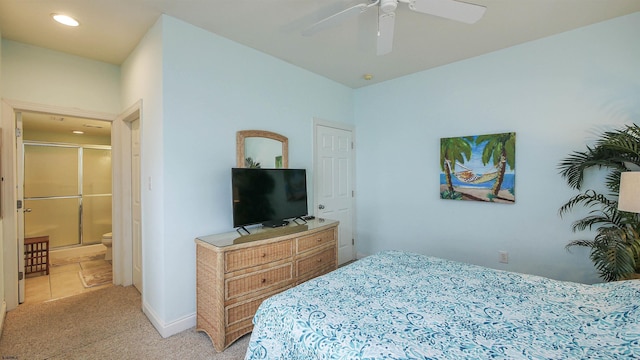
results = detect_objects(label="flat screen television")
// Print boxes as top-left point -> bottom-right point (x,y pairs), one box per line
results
232,168 -> 308,229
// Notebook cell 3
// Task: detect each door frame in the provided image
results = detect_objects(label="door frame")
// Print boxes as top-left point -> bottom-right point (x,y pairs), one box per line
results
15,112 -> 24,303
1,99 -> 123,310
112,101 -> 142,288
312,117 -> 357,263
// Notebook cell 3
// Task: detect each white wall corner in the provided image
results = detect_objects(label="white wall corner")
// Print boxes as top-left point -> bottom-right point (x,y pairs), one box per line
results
142,300 -> 196,338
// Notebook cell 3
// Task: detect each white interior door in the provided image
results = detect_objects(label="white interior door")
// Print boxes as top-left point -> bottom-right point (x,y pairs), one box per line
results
131,118 -> 142,292
1,101 -> 19,310
314,121 -> 355,265
16,113 -> 25,303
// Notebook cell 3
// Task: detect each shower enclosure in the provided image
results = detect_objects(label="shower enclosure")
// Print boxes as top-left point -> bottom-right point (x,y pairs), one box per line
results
23,143 -> 112,249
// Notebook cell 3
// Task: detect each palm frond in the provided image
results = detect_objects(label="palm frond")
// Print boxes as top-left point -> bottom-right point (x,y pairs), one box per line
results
565,239 -> 596,249
558,147 -> 623,190
566,226 -> 638,281
571,215 -> 617,232
558,190 -> 616,217
559,123 -> 640,281
590,229 -> 637,281
605,172 -> 622,195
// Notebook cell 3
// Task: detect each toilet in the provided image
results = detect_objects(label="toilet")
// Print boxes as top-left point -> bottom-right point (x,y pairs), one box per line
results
102,232 -> 113,261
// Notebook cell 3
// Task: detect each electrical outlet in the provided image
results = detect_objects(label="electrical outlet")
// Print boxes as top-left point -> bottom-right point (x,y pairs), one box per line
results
499,251 -> 509,264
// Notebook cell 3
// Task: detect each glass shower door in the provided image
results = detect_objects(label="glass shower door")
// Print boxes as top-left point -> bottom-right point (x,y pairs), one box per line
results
24,144 -> 81,248
82,148 -> 112,245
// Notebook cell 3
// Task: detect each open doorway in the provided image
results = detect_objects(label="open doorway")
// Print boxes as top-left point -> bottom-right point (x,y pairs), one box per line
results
20,112 -> 114,303
2,100 -> 141,311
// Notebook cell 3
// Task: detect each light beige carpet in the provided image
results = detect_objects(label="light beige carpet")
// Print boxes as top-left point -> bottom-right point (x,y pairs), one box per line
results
0,286 -> 249,359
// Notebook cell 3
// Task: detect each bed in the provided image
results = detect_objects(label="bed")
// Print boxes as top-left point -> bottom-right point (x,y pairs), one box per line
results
245,250 -> 640,359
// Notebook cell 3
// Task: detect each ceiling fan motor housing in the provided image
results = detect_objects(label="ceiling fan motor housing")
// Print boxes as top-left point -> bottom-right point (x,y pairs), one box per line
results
303,0 -> 486,55
381,0 -> 398,13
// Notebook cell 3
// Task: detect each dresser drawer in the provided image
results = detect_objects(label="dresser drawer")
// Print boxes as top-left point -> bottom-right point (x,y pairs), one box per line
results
226,296 -> 266,327
297,229 -> 335,253
226,264 -> 293,300
226,287 -> 290,327
296,247 -> 335,277
225,240 -> 293,272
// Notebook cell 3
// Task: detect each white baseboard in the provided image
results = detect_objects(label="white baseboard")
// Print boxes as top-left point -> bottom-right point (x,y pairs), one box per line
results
142,300 -> 196,338
0,300 -> 6,336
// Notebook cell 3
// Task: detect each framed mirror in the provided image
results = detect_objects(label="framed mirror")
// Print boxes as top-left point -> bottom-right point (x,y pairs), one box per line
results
236,130 -> 288,168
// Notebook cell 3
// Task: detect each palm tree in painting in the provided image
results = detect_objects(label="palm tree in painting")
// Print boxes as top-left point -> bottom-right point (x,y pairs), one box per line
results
475,132 -> 516,197
440,137 -> 473,194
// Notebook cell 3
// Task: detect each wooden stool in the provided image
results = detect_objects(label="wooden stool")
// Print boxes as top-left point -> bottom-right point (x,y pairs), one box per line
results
24,236 -> 50,275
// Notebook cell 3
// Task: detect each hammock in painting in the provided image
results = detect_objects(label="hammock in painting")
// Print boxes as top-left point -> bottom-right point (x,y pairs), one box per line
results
446,160 -> 499,184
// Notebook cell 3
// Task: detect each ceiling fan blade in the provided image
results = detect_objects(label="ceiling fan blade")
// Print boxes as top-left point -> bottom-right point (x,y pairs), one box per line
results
376,12 -> 396,56
303,2 -> 372,36
409,0 -> 486,24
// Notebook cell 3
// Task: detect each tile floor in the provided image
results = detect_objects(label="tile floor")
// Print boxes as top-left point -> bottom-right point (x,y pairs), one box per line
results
24,258 -> 113,304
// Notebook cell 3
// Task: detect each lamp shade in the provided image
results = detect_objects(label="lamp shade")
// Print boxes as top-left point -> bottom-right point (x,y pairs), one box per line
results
618,172 -> 640,213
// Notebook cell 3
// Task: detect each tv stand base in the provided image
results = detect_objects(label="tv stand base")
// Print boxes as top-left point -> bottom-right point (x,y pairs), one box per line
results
262,220 -> 289,228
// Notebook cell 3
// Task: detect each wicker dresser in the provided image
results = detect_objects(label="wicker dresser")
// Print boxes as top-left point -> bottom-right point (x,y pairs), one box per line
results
195,218 -> 339,352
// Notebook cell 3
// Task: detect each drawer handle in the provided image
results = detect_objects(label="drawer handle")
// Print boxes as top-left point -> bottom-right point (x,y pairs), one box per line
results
261,253 -> 266,258
317,259 -> 322,263
316,238 -> 322,242
261,278 -> 267,283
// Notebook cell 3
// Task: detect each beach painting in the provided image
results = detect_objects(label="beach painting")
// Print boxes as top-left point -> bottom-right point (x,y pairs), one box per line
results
440,132 -> 515,203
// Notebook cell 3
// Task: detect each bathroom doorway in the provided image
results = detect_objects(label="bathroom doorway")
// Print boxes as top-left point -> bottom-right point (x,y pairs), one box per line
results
20,112 -> 113,303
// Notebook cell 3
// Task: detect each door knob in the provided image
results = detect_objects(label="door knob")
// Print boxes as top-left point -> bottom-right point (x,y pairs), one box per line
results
24,208 -> 32,213
318,204 -> 325,210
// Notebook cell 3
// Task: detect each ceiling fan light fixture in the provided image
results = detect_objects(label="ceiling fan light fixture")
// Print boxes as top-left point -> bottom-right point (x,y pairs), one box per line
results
407,0 -> 486,24
52,14 -> 80,27
377,11 -> 395,55
380,0 -> 398,13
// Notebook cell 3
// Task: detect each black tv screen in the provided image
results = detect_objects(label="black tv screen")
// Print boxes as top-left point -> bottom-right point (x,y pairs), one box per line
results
232,168 -> 308,228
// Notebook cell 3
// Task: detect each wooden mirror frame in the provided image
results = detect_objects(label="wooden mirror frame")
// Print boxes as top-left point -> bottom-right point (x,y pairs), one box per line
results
236,130 -> 288,168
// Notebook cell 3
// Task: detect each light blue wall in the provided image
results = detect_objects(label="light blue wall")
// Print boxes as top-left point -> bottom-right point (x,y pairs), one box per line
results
1,40 -> 121,113
121,18 -> 166,323
354,12 -> 640,284
122,15 -> 354,326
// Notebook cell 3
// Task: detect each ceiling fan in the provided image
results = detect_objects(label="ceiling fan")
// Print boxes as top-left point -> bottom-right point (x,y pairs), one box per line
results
302,0 -> 486,56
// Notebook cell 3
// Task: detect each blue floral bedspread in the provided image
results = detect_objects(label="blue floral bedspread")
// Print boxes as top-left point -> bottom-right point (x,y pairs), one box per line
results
245,250 -> 640,359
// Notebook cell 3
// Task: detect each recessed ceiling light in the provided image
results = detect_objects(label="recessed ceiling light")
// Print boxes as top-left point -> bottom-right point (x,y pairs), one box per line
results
72,130 -> 84,134
363,74 -> 373,81
52,14 -> 79,27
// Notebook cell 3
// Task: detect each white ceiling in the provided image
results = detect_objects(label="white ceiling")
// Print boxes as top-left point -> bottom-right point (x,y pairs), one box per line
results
1,0 -> 639,89
21,112 -> 111,138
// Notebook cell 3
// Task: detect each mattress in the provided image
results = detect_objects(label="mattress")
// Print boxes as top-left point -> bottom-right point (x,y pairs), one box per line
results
245,250 -> 640,359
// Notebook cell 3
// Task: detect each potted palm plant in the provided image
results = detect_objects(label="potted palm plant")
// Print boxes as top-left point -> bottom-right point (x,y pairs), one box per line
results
558,124 -> 640,281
